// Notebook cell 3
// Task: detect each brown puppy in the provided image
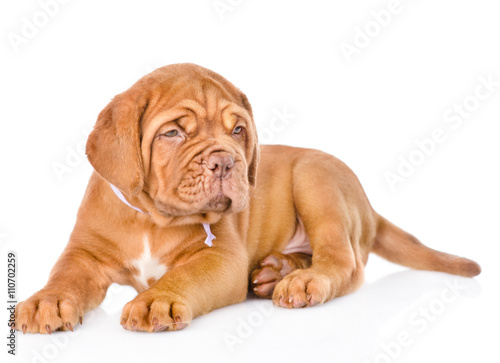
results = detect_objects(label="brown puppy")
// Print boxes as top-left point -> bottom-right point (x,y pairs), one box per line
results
15,64 -> 481,334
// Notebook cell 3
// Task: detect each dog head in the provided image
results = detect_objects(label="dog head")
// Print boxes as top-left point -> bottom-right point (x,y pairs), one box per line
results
86,64 -> 259,222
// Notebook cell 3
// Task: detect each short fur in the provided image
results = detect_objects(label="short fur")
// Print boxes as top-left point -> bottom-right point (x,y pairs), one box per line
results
15,64 -> 480,334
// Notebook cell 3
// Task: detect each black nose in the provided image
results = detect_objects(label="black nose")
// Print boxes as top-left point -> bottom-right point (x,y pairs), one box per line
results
205,153 -> 235,179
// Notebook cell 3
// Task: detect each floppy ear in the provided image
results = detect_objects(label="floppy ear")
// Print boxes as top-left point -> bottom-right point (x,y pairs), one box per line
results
240,93 -> 259,187
86,93 -> 146,196
247,142 -> 259,187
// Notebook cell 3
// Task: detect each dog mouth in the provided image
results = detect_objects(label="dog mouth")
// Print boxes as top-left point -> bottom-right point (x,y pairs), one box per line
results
155,175 -> 245,217
155,194 -> 232,217
201,193 -> 232,212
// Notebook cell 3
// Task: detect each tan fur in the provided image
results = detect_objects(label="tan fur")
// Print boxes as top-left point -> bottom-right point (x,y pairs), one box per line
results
15,64 -> 481,334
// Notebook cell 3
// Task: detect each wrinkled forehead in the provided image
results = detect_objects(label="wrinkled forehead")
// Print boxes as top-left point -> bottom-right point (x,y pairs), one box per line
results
142,69 -> 250,125
145,78 -> 246,124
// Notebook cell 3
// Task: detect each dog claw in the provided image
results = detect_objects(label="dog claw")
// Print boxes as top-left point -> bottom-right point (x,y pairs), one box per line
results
65,323 -> 73,332
22,324 -> 26,335
120,318 -> 126,325
153,324 -> 167,333
46,325 -> 51,335
174,316 -> 187,330
79,316 -> 83,325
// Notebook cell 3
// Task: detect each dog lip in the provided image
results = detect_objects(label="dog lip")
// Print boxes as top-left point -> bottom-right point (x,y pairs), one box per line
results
203,195 -> 232,212
211,194 -> 230,204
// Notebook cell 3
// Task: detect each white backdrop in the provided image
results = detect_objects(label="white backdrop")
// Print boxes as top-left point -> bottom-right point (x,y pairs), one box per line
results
1,1 -> 499,362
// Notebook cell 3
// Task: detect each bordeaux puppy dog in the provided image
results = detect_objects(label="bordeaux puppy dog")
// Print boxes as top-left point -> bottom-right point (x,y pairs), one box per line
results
15,64 -> 481,334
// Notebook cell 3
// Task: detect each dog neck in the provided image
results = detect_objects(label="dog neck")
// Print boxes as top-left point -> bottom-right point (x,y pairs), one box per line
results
109,183 -> 215,247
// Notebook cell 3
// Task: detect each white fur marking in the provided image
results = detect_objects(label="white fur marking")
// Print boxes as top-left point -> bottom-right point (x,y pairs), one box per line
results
132,235 -> 167,288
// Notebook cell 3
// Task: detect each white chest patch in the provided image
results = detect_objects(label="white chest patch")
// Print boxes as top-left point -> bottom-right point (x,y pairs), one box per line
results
131,235 -> 167,288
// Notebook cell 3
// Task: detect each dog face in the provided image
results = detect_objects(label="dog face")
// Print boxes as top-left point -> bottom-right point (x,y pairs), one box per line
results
86,64 -> 259,220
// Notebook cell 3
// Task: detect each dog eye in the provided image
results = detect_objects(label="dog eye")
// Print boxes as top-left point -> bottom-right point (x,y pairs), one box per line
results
163,130 -> 178,137
232,126 -> 244,135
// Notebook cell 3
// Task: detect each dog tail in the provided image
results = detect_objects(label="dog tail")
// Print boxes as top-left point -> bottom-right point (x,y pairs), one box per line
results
372,215 -> 481,277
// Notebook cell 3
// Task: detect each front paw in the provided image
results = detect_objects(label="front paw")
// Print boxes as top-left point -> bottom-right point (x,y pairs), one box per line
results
272,268 -> 333,309
120,289 -> 193,332
15,289 -> 82,334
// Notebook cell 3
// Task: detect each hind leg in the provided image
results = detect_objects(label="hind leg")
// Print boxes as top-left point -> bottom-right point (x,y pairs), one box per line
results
272,227 -> 366,308
250,253 -> 311,298
272,151 -> 375,308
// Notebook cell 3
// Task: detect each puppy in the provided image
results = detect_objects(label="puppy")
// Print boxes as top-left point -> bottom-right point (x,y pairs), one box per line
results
15,63 -> 481,333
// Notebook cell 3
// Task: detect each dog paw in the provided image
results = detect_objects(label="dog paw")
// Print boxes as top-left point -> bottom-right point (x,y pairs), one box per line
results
250,254 -> 296,298
120,289 -> 192,332
15,289 -> 82,334
272,268 -> 333,308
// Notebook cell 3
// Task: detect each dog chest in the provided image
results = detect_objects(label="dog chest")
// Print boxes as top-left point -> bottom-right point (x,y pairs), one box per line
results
130,235 -> 168,289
